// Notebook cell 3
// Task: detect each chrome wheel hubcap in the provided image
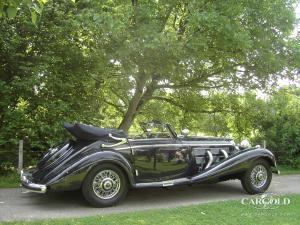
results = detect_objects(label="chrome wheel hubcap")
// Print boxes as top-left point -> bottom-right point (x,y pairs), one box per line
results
92,170 -> 121,200
250,165 -> 268,188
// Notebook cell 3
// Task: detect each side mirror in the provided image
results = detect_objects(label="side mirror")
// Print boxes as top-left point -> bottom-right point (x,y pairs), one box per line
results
181,129 -> 189,136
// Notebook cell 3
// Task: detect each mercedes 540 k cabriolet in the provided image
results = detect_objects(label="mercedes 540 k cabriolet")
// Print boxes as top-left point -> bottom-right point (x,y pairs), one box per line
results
21,121 -> 278,207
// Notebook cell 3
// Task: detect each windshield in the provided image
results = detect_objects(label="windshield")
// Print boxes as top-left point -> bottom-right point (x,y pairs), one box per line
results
129,121 -> 174,139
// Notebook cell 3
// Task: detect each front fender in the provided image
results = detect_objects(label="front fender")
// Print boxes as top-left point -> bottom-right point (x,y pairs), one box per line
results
237,147 -> 277,167
191,147 -> 278,182
47,150 -> 135,190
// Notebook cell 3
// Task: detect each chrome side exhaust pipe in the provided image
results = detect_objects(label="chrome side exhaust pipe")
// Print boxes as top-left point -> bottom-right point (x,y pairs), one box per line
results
220,149 -> 228,158
205,150 -> 213,169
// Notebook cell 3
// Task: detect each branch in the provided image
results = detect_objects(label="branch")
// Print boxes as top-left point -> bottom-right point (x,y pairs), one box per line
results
176,2 -> 187,35
131,0 -> 138,6
103,100 -> 125,114
158,83 -> 224,89
156,68 -> 234,89
158,3 -> 176,32
151,96 -> 230,114
136,79 -> 158,111
108,87 -> 128,106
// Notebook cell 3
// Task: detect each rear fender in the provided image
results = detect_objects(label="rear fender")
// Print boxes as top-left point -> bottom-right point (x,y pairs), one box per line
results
47,151 -> 135,189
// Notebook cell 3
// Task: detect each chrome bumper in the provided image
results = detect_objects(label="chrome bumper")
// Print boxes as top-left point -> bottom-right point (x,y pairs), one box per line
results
21,170 -> 47,193
272,167 -> 280,175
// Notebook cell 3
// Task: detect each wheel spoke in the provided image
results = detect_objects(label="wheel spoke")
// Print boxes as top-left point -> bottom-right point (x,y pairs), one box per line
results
92,169 -> 121,200
250,165 -> 268,188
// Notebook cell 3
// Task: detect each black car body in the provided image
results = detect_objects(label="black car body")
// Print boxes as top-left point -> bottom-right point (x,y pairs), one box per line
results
21,122 -> 278,207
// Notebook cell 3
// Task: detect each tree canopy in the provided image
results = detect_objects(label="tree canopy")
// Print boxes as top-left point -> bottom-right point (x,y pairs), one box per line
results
0,0 -> 299,171
75,0 -> 299,131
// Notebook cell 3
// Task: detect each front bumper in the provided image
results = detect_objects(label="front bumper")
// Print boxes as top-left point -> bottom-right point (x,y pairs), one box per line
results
272,167 -> 280,175
21,169 -> 47,193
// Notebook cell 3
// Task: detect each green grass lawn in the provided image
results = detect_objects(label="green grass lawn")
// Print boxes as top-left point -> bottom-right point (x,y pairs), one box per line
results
278,165 -> 300,175
2,194 -> 299,225
0,171 -> 19,188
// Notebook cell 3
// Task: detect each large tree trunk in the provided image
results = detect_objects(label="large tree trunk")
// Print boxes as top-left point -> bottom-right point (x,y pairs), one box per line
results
118,74 -> 157,132
118,74 -> 148,132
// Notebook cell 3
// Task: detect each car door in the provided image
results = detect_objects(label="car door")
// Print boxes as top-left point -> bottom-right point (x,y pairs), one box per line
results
129,138 -> 190,183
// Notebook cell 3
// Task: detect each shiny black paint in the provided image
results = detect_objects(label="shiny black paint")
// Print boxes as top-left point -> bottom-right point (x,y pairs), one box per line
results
129,138 -> 191,182
32,140 -> 134,191
134,148 -> 276,188
31,135 -> 277,192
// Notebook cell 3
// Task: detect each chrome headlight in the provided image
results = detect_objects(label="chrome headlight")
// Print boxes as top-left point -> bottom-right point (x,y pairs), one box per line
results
241,139 -> 251,148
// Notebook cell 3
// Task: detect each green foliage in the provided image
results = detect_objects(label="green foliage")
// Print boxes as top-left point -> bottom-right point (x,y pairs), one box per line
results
1,1 -> 77,24
138,87 -> 300,168
250,88 -> 300,167
195,88 -> 300,168
74,0 -> 300,132
0,1 -> 105,171
0,0 -> 299,171
0,170 -> 19,188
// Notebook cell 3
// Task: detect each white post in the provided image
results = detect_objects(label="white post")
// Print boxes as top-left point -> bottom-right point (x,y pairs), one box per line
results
263,140 -> 266,149
18,140 -> 23,174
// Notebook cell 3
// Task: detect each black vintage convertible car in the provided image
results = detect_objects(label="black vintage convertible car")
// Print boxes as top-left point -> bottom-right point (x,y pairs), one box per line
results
21,121 -> 278,207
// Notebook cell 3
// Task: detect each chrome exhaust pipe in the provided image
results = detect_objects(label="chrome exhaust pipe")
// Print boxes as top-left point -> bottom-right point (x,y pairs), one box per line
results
220,149 -> 228,158
205,150 -> 213,169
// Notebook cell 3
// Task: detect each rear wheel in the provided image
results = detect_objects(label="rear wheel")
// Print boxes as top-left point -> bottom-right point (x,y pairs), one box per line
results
82,164 -> 128,207
241,159 -> 272,194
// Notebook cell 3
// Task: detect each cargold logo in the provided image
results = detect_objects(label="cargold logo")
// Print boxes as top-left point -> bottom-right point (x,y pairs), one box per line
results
241,194 -> 291,209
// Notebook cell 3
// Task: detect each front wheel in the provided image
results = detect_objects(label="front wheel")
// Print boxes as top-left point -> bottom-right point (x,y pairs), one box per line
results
82,164 -> 128,207
241,159 -> 272,194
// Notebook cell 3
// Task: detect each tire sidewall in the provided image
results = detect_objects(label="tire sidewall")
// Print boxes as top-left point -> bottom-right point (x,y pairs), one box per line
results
82,163 -> 128,207
242,159 -> 272,194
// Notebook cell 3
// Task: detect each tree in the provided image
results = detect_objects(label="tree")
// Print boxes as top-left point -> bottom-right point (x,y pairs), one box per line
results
249,88 -> 300,167
80,0 -> 300,132
0,0 -> 77,24
0,1 -> 104,170
1,1 -> 300,172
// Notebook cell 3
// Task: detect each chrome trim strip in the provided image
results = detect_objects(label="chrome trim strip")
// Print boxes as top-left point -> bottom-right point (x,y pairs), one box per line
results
47,142 -> 97,175
128,138 -> 172,142
43,143 -> 71,170
109,134 -> 126,141
205,150 -> 213,169
135,177 -> 190,188
116,143 -> 232,150
162,181 -> 174,187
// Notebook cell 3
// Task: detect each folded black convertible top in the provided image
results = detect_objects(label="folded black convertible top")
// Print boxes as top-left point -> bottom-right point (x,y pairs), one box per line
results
64,123 -> 127,141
